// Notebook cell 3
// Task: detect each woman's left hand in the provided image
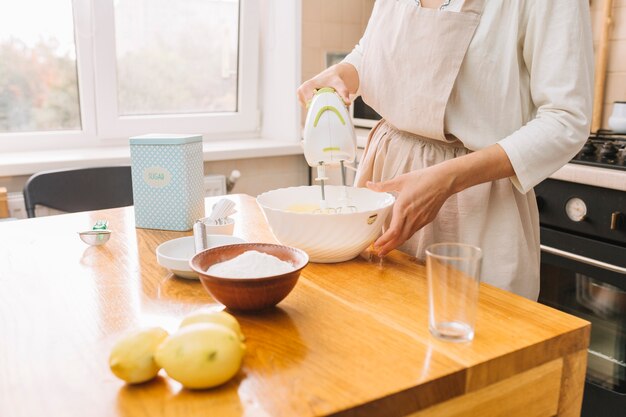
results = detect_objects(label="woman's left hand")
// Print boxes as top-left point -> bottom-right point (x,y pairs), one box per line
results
366,165 -> 454,256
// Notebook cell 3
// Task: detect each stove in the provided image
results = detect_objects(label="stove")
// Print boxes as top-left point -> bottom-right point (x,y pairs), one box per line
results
536,132 -> 626,417
571,131 -> 626,171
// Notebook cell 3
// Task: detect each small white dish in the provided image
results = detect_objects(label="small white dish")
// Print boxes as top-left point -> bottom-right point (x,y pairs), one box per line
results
78,230 -> 111,246
156,234 -> 246,279
203,217 -> 235,235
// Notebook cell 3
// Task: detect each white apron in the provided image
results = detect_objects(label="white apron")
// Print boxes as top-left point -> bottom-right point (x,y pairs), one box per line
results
354,0 -> 541,300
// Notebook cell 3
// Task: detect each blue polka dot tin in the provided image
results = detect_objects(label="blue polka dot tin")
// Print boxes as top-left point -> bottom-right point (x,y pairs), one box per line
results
129,134 -> 204,231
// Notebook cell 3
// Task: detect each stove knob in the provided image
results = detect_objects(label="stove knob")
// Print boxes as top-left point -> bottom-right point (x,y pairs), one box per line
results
600,142 -> 618,158
581,141 -> 596,156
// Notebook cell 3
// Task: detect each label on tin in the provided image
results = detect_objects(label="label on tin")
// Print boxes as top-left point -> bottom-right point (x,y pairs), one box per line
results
143,166 -> 172,188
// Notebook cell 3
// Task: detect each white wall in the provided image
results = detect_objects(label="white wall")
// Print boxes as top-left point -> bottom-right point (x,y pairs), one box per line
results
260,0 -> 302,141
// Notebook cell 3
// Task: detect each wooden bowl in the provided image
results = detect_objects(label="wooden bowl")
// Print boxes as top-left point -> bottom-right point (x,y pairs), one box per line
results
189,243 -> 309,311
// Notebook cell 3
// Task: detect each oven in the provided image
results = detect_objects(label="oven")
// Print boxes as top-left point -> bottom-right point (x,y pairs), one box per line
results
535,133 -> 626,417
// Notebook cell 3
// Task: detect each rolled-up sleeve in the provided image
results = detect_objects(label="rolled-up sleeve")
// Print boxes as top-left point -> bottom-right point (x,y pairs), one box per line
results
498,0 -> 593,193
342,41 -> 364,76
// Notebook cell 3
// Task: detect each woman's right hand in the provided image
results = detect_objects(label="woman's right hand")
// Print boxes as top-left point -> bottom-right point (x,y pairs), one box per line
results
297,63 -> 359,108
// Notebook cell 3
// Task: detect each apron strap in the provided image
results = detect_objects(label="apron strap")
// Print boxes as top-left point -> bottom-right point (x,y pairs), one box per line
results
460,0 -> 485,15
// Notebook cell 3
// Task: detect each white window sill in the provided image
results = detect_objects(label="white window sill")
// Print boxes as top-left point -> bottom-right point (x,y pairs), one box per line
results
0,138 -> 304,177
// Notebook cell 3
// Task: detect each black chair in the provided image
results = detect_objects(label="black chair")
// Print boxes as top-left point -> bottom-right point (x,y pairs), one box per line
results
23,166 -> 134,218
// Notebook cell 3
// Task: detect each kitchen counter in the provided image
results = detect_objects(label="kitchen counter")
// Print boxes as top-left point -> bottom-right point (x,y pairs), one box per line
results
0,195 -> 589,417
549,163 -> 626,192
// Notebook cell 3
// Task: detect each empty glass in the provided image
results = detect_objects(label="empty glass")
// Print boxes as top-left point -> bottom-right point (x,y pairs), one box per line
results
426,243 -> 482,342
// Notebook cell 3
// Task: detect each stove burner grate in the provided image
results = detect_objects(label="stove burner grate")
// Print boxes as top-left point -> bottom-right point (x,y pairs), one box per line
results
570,131 -> 626,170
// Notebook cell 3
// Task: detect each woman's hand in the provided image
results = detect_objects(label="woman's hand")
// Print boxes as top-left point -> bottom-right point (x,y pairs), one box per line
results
366,165 -> 455,256
366,144 -> 516,257
297,63 -> 359,108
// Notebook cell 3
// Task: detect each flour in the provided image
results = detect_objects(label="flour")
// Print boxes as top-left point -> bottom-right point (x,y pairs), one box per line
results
207,250 -> 295,278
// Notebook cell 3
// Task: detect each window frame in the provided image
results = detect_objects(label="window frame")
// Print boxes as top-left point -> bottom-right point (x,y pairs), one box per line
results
0,0 -> 260,153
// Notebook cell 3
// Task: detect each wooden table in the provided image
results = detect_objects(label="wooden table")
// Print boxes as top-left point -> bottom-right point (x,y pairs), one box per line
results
0,195 -> 589,417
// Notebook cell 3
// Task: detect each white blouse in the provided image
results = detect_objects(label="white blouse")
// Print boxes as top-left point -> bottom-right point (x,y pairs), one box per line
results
343,0 -> 594,193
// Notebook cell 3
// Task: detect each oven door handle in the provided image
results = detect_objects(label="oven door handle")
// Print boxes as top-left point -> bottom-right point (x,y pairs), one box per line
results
540,244 -> 626,274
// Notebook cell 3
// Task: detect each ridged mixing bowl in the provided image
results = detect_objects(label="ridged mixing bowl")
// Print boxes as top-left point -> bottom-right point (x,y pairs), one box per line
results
256,186 -> 395,263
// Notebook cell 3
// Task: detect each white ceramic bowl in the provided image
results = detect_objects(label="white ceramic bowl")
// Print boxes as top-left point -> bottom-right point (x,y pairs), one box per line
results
156,234 -> 246,279
257,185 -> 395,263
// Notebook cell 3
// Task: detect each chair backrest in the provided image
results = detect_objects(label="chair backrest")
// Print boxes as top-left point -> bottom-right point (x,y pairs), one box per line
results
23,166 -> 134,218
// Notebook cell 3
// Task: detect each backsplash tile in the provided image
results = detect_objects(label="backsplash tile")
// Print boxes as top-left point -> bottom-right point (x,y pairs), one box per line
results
205,155 -> 309,197
301,0 -> 374,83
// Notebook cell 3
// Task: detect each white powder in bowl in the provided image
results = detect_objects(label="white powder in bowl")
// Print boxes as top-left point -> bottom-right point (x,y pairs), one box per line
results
206,250 -> 295,278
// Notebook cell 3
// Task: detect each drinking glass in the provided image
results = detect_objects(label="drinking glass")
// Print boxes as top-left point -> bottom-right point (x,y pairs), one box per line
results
426,243 -> 482,342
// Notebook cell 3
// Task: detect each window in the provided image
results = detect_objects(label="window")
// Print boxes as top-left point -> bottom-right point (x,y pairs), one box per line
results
114,0 -> 239,116
0,0 -> 81,133
0,0 -> 259,152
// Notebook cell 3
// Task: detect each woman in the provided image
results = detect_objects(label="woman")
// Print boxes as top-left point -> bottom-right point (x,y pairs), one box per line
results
297,0 -> 593,300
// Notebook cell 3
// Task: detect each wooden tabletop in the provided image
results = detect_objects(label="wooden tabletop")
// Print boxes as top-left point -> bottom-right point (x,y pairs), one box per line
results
0,195 -> 589,417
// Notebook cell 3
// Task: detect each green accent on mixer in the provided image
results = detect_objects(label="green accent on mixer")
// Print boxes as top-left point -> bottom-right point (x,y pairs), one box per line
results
307,87 -> 337,109
313,106 -> 346,127
322,147 -> 341,152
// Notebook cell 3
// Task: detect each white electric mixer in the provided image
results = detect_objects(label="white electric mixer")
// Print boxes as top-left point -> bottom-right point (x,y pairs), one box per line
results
302,87 -> 358,213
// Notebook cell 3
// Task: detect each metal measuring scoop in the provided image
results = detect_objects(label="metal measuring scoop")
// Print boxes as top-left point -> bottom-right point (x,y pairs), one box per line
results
193,199 -> 236,252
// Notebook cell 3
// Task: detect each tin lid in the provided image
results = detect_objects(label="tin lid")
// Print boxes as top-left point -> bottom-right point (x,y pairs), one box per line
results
129,134 -> 202,145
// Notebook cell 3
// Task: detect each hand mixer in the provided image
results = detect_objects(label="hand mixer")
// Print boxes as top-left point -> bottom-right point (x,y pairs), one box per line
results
302,87 -> 357,213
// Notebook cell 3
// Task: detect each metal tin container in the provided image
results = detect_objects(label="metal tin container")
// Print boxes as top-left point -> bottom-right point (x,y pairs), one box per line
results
130,134 -> 204,231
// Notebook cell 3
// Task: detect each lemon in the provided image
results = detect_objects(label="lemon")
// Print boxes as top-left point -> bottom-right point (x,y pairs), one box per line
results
109,327 -> 169,384
180,310 -> 245,341
155,323 -> 246,389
